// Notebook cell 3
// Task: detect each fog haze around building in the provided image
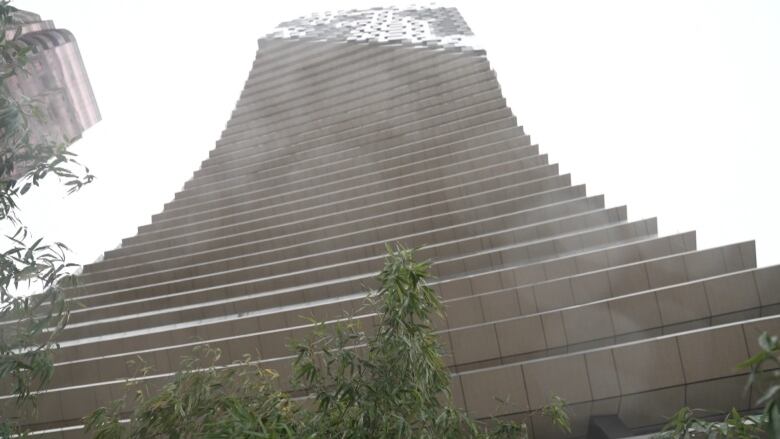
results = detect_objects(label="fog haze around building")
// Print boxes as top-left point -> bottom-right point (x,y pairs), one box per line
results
11,0 -> 780,268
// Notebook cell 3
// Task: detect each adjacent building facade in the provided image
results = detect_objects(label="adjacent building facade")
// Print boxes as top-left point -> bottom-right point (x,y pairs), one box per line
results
5,6 -> 779,438
1,8 -> 100,179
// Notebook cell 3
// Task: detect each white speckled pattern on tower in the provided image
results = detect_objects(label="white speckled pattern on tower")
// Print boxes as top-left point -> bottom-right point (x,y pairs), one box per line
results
268,5 -> 481,51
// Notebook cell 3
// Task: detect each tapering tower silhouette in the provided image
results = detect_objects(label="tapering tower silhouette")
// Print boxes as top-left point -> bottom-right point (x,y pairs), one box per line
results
7,7 -> 778,438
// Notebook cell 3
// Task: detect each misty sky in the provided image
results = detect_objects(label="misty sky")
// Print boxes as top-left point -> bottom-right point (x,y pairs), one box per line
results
11,0 -> 780,269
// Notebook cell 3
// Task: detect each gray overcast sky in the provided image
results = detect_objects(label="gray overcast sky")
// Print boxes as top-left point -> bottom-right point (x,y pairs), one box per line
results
12,0 -> 780,269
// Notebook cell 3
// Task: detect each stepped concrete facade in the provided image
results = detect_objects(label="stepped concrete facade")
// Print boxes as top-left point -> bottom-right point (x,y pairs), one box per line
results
4,6 -> 779,438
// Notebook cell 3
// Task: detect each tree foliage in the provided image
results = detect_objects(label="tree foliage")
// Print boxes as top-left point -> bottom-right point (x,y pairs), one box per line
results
0,0 -> 94,435
656,332 -> 780,439
85,245 -> 571,438
292,243 -> 471,438
86,349 -> 298,439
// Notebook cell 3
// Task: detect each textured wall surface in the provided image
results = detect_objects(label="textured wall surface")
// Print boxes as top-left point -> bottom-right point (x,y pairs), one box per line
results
269,6 -> 479,50
3,9 -> 100,149
4,7 -> 779,438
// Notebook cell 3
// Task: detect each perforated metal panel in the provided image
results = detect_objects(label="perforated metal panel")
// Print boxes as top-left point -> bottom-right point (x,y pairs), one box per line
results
268,6 -> 480,51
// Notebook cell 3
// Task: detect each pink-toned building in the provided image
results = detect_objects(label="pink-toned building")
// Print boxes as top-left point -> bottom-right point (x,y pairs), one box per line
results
2,8 -> 100,177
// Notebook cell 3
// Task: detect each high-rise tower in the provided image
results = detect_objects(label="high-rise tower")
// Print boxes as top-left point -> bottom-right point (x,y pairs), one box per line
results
6,6 -> 779,438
